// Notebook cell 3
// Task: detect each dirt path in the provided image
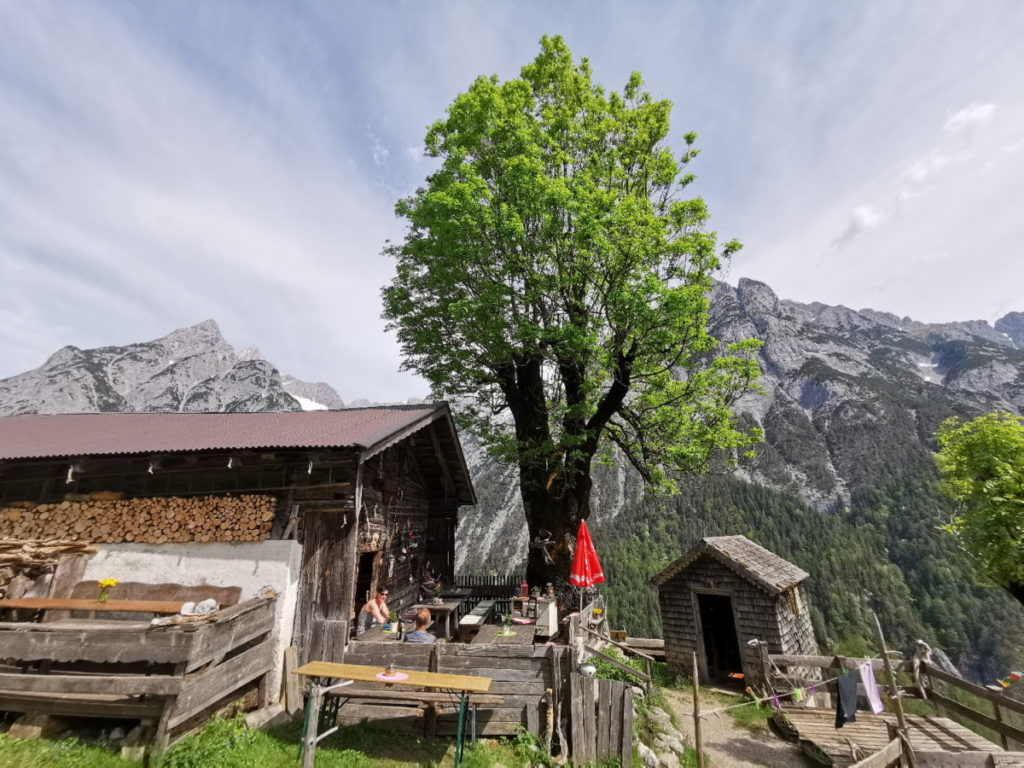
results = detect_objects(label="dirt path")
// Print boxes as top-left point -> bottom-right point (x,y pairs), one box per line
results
662,689 -> 811,768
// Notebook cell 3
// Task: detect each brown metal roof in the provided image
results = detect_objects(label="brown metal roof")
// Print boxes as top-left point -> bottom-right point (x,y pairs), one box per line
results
0,406 -> 440,459
650,535 -> 809,594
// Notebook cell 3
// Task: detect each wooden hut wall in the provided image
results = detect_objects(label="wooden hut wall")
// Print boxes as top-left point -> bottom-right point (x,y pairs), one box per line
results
659,554 -> 784,683
776,584 -> 818,657
358,441 -> 433,609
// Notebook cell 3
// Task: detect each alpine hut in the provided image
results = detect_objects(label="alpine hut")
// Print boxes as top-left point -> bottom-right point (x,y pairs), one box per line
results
650,535 -> 818,686
0,405 -> 474,746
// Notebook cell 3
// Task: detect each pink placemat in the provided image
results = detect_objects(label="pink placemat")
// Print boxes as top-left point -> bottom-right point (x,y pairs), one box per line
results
376,672 -> 409,682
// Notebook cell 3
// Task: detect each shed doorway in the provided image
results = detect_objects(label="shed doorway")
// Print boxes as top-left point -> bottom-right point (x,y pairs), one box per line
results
697,593 -> 743,684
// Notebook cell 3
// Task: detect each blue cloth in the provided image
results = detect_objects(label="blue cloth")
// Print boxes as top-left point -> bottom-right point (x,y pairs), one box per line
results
403,630 -> 436,644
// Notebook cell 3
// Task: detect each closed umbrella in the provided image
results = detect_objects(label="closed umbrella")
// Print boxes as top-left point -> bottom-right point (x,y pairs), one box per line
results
569,520 -> 605,610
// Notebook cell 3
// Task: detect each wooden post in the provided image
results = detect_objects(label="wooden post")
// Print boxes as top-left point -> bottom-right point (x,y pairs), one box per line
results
692,652 -> 705,768
758,641 -> 773,691
992,699 -> 1011,751
872,611 -> 915,768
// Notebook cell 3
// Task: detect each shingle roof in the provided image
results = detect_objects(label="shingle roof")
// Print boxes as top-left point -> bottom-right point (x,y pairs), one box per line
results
649,535 -> 809,594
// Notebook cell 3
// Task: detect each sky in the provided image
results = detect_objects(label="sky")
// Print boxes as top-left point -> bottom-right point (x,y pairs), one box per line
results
1,1 -> 1023,402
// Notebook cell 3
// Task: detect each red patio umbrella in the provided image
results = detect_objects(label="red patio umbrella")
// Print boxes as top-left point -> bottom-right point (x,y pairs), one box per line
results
569,521 -> 604,609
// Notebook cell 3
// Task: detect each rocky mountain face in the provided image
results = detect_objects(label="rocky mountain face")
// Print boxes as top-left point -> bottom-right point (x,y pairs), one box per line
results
0,320 -> 343,415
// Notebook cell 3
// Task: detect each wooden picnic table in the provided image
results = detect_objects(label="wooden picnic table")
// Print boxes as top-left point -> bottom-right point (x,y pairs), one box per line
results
294,660 -> 491,768
406,600 -> 463,639
470,623 -> 537,645
0,597 -> 185,615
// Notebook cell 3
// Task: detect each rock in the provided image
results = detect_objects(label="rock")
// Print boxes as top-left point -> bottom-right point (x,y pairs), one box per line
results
110,726 -> 126,742
631,685 -> 646,699
648,706 -> 673,732
637,741 -> 660,768
0,320 -> 344,416
658,753 -> 680,768
654,733 -> 686,756
9,713 -> 68,739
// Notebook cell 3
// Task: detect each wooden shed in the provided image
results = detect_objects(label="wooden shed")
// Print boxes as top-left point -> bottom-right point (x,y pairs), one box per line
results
650,535 -> 818,686
0,405 -> 475,677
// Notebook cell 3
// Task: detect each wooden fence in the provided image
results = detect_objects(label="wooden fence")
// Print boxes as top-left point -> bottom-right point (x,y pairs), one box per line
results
920,662 -> 1024,751
850,723 -> 1024,767
453,572 -> 525,616
569,673 -> 633,767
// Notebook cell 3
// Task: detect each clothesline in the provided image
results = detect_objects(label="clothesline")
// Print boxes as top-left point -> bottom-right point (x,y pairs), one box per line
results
698,656 -> 887,719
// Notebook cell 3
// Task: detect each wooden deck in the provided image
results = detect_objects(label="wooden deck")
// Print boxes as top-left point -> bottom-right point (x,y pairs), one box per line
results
781,707 -> 1000,766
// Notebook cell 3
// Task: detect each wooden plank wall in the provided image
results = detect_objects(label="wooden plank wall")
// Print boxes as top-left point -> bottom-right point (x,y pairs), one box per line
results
358,442 -> 432,609
569,673 -> 633,767
338,642 -> 568,739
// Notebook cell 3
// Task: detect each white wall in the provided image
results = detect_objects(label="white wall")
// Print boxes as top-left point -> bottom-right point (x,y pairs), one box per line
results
83,540 -> 301,699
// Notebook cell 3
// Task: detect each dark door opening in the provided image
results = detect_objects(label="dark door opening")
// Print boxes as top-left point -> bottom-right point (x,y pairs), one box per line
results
354,552 -> 378,615
697,593 -> 743,685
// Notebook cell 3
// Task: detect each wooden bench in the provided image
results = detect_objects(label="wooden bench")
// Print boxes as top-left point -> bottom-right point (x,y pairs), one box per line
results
457,599 -> 496,641
0,598 -> 186,615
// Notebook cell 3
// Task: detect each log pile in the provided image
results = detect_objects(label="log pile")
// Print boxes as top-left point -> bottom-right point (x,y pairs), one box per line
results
0,494 -> 276,545
0,539 -> 98,598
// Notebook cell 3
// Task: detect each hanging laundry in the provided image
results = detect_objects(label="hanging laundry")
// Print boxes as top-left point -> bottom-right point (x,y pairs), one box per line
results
859,662 -> 885,714
835,670 -> 858,728
791,687 -> 805,703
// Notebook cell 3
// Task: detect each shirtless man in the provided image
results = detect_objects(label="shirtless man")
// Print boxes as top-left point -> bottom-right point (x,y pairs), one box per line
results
356,586 -> 390,636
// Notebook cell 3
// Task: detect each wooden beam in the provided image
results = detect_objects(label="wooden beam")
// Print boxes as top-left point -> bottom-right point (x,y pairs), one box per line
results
0,691 -> 166,719
427,423 -> 457,499
0,672 -> 181,696
582,626 -> 655,661
849,737 -> 903,768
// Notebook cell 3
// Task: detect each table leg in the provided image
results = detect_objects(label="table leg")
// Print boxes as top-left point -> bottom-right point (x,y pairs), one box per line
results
454,692 -> 468,768
300,683 -> 323,768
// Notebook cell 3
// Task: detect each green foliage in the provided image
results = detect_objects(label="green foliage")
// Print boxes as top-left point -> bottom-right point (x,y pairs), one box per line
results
592,646 -> 647,684
936,411 -> 1024,602
465,727 -> 554,768
382,35 -> 760,575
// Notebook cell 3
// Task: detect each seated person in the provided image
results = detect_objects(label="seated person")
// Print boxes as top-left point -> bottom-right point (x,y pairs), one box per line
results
403,607 -> 437,644
356,587 -> 390,636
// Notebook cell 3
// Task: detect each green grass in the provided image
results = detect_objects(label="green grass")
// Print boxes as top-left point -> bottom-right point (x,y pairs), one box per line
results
0,735 -> 131,768
0,716 -> 554,768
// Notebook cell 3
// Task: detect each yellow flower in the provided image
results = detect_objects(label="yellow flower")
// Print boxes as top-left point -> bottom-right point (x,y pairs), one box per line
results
97,578 -> 120,589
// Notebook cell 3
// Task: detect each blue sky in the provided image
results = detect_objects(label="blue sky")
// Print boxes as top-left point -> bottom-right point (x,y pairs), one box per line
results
2,1 -> 1023,401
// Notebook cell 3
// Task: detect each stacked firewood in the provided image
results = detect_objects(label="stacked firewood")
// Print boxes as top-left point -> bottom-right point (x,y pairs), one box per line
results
0,494 -> 276,545
0,539 -> 98,598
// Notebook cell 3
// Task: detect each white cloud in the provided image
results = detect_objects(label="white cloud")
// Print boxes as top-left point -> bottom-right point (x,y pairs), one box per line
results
1,0 -> 1022,400
943,102 -> 997,134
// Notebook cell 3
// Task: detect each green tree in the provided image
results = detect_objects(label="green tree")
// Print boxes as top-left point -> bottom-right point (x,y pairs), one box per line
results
936,411 -> 1024,605
382,36 -> 761,583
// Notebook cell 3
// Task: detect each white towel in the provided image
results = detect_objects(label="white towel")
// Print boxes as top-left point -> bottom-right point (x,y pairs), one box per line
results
860,662 -> 885,714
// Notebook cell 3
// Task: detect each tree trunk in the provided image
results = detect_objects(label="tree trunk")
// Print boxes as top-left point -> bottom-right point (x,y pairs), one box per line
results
1008,581 -> 1024,606
520,454 -> 595,591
